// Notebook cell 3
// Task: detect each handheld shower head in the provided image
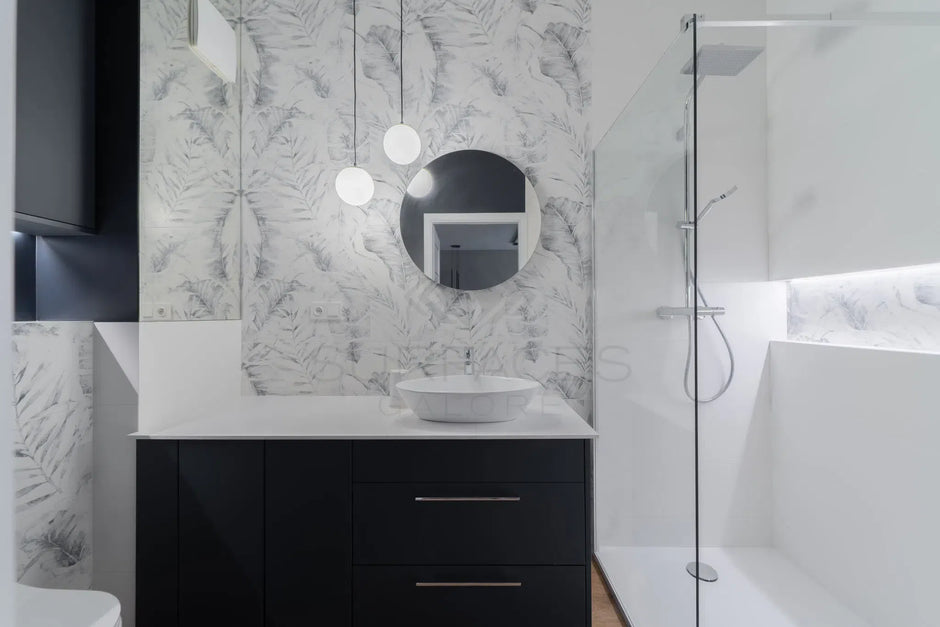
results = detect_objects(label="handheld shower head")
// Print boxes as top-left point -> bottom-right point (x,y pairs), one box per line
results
697,185 -> 738,221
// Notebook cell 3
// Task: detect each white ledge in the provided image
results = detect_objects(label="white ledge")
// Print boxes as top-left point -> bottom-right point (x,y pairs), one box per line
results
131,394 -> 597,440
772,339 -> 940,356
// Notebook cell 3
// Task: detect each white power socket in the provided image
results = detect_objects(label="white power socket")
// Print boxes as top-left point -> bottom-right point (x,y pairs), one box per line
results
140,303 -> 172,320
154,303 -> 172,320
311,302 -> 342,319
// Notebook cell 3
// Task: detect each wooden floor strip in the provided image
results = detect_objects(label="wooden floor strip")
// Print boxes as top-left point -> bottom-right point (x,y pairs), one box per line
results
592,560 -> 628,627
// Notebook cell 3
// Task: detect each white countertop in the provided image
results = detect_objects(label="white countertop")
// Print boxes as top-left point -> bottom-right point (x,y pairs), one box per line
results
132,393 -> 597,440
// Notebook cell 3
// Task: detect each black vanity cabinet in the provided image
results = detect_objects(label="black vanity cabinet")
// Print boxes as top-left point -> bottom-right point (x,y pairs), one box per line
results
137,440 -> 352,627
137,439 -> 590,627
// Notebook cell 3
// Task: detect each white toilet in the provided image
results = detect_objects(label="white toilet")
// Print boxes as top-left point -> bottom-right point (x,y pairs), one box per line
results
15,583 -> 122,627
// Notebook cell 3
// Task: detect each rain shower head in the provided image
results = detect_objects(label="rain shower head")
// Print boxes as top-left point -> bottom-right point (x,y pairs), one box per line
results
682,44 -> 764,77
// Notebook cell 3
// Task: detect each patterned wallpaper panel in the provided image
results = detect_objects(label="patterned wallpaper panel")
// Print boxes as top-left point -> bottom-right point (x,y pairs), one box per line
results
240,0 -> 593,414
140,0 -> 241,320
11,322 -> 94,588
788,264 -> 940,352
139,0 -> 593,414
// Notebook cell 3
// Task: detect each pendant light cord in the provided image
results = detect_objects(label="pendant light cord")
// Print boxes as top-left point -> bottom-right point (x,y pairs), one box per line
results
353,0 -> 358,166
399,0 -> 404,124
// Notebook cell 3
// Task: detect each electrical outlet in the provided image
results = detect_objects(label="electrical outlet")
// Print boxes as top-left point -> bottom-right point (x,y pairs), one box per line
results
154,303 -> 172,320
311,302 -> 342,320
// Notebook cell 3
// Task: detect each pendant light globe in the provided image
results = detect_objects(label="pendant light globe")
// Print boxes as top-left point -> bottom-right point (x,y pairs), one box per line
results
335,166 -> 375,206
383,123 -> 421,165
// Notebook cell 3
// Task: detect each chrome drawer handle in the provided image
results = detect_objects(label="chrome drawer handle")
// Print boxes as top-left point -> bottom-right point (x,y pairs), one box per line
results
416,582 -> 523,588
414,496 -> 521,502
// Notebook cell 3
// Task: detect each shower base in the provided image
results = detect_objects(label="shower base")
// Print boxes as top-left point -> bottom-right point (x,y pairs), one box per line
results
595,546 -> 870,627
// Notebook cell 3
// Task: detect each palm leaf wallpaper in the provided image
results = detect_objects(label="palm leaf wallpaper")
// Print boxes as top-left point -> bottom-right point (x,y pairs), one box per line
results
142,0 -> 593,417
11,322 -> 94,588
140,0 -> 241,320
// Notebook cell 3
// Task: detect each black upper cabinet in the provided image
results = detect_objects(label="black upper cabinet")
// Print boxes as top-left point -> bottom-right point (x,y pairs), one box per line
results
15,0 -> 96,235
13,0 -> 140,322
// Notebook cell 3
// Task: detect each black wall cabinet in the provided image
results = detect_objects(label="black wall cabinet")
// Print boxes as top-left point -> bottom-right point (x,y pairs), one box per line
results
13,0 -> 139,322
15,0 -> 95,234
137,439 -> 590,627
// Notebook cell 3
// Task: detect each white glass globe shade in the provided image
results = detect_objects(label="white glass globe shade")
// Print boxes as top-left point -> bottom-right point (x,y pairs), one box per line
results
383,124 -> 422,165
335,166 -> 375,206
406,168 -> 433,198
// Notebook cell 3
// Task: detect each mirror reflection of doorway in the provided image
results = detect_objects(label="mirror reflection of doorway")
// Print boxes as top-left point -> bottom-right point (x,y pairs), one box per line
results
423,214 -> 526,290
401,150 -> 542,291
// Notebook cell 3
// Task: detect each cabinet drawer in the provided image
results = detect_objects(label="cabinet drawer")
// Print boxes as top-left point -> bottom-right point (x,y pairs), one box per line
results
353,483 -> 585,565
354,565 -> 586,627
353,440 -> 584,483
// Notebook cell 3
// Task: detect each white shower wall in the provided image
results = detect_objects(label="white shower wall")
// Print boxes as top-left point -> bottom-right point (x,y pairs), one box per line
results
770,342 -> 939,625
760,7 -> 940,624
765,5 -> 940,279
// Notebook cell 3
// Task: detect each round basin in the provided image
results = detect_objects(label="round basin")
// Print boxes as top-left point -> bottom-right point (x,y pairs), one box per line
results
396,375 -> 541,423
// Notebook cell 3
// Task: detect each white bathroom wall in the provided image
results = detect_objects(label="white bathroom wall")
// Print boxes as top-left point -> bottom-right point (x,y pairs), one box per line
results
754,6 -> 940,624
11,322 -> 94,588
697,283 -> 784,546
1,0 -> 16,616
694,22 -> 783,548
765,2 -> 940,279
768,0 -> 939,13
137,320 -> 241,433
92,323 -> 139,627
770,341 -> 939,626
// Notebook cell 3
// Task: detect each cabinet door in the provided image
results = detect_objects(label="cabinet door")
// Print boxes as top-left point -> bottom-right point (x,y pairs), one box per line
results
137,440 -> 179,627
265,441 -> 352,626
179,441 -> 264,627
15,0 -> 95,233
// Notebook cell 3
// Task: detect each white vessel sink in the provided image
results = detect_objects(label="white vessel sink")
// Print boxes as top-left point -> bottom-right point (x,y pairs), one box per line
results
396,375 -> 541,423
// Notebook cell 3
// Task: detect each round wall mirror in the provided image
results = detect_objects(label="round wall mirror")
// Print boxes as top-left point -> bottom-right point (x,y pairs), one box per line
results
400,150 -> 541,291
